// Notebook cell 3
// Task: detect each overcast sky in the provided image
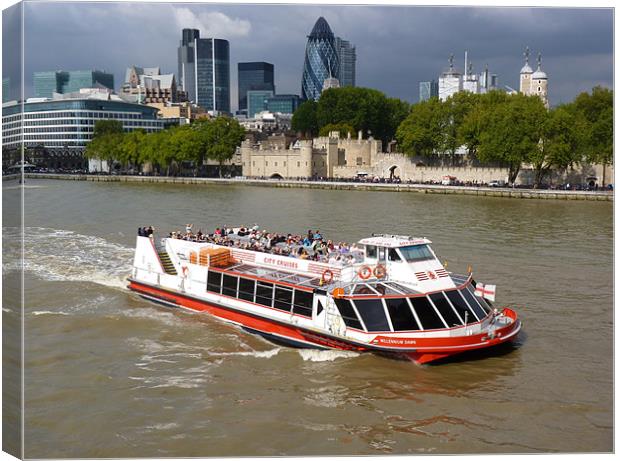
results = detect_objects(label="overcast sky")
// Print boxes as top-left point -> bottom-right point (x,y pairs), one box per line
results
2,1 -> 614,108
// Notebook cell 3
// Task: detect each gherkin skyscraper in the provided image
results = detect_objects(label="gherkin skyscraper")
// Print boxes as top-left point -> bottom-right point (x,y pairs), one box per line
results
301,17 -> 340,101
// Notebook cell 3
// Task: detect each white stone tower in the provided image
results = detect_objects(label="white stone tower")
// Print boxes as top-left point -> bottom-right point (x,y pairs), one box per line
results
519,46 -> 534,95
531,52 -> 549,108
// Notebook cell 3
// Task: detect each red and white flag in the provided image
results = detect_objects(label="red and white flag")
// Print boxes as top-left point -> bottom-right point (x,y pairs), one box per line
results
474,283 -> 496,302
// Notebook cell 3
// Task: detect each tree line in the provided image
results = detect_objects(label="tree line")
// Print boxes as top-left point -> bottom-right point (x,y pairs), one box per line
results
292,86 -> 612,186
85,116 -> 245,176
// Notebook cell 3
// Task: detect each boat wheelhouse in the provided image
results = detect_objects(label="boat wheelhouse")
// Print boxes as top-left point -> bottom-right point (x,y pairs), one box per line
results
128,231 -> 521,364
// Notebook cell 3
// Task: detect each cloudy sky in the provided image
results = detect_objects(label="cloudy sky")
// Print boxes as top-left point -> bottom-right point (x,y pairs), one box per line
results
3,1 -> 614,108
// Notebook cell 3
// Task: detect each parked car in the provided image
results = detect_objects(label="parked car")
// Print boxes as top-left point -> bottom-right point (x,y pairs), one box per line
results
441,175 -> 457,186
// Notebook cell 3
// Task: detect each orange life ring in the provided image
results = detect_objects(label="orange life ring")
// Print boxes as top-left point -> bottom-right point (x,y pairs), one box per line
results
374,264 -> 386,278
358,265 -> 372,280
181,266 -> 189,277
321,269 -> 334,284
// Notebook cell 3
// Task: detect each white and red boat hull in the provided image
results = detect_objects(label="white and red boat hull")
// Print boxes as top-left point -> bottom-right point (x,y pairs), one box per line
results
127,278 -> 521,365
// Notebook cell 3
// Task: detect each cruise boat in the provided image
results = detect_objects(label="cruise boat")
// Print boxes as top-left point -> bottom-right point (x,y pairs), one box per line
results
128,231 -> 521,364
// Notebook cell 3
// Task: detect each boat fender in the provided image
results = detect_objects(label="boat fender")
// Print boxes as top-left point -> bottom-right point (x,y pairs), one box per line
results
321,269 -> 334,284
374,264 -> 386,278
358,265 -> 372,280
181,266 -> 189,277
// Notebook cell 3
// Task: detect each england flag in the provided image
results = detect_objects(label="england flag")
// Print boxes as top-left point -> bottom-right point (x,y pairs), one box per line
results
474,283 -> 496,302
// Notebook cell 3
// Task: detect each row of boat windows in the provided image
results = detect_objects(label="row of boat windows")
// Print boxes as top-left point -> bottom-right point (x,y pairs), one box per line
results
206,271 -> 313,318
334,285 -> 491,332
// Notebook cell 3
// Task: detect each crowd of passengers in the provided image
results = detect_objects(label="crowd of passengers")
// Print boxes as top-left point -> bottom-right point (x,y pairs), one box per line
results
140,224 -> 363,265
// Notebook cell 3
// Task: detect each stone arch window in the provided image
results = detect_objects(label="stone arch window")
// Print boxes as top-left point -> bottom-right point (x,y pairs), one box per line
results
538,87 -> 541,92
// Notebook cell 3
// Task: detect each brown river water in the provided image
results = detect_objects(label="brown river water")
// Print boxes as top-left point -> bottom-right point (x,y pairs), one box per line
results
2,178 -> 613,457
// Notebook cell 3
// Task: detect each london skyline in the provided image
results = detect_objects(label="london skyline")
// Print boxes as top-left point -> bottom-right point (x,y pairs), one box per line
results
3,2 -> 614,108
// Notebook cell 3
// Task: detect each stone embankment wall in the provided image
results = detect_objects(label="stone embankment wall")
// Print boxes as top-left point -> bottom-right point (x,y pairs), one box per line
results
20,173 -> 613,201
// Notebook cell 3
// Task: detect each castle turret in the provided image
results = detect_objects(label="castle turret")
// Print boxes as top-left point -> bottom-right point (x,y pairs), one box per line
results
531,52 -> 549,108
519,46 -> 533,94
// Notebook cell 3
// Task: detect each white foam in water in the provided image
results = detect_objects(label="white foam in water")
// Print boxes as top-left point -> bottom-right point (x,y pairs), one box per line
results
2,226 -> 133,290
31,310 -> 71,316
209,348 -> 281,359
297,349 -> 361,362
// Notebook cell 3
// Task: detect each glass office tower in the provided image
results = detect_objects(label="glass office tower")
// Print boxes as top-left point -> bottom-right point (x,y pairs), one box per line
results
237,62 -> 274,114
334,37 -> 356,87
177,28 -> 230,113
301,17 -> 339,101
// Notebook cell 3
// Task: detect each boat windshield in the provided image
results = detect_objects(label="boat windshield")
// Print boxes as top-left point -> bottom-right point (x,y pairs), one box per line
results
399,245 -> 434,263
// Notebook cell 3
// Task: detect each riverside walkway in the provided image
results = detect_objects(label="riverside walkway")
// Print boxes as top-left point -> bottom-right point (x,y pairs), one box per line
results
15,173 -> 614,201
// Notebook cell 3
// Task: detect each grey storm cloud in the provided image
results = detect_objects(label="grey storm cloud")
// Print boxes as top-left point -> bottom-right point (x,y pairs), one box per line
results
6,2 -> 614,107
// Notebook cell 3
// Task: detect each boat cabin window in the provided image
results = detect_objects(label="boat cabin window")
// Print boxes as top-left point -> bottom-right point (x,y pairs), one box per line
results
274,287 -> 293,312
255,282 -> 274,307
378,247 -> 386,262
464,284 -> 491,315
207,271 -> 222,294
365,245 -> 377,259
411,296 -> 446,330
293,290 -> 313,317
399,244 -> 434,263
385,298 -> 421,331
238,277 -> 255,302
334,299 -> 364,330
353,299 -> 391,332
388,248 -> 402,262
445,290 -> 479,323
222,274 -> 238,298
429,292 -> 463,327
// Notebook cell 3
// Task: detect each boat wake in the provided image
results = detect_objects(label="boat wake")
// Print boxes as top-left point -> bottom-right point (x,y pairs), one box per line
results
2,227 -> 133,290
297,349 -> 361,362
209,348 -> 282,359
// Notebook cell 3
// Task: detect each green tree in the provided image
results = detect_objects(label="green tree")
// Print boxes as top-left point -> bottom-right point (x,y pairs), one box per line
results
84,120 -> 124,173
202,116 -> 246,177
140,129 -> 168,175
316,87 -> 393,143
530,105 -> 584,187
573,86 -> 613,184
118,129 -> 146,171
395,97 -> 445,158
441,91 -> 479,161
319,122 -> 355,138
458,90 -> 510,158
476,93 -> 547,184
291,100 -> 319,138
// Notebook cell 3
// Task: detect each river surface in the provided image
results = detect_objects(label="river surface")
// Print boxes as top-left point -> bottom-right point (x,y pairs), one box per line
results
2,178 -> 613,457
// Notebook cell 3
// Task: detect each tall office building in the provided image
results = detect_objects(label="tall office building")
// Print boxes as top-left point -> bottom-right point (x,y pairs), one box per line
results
238,62 -> 275,114
33,70 -> 114,98
177,28 -> 230,113
301,17 -> 340,101
419,80 -> 439,102
334,37 -> 356,87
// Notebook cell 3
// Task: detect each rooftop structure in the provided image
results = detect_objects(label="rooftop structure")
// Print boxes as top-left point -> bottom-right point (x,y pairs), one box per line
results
33,70 -> 114,98
120,66 -> 187,104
